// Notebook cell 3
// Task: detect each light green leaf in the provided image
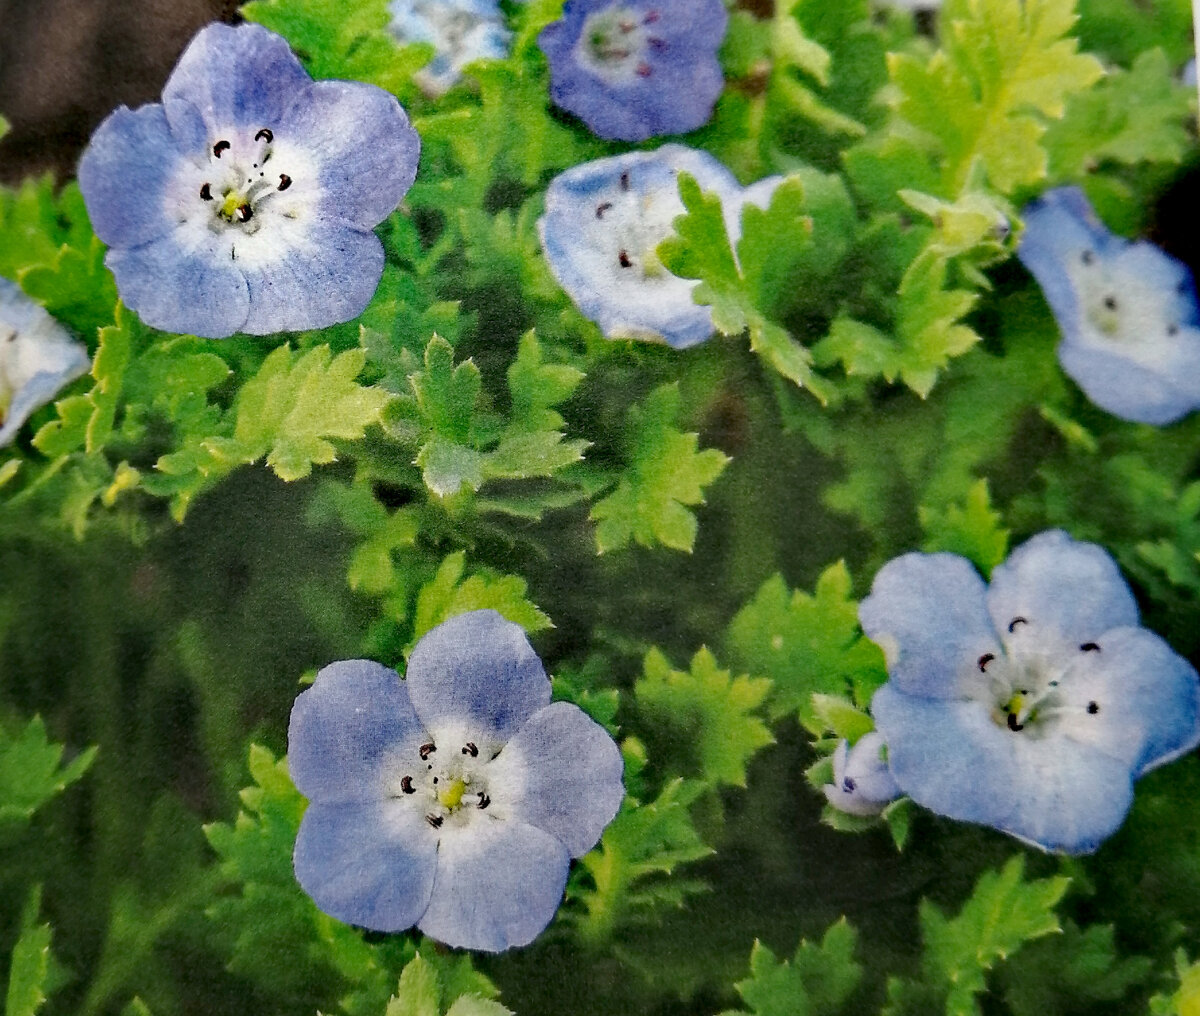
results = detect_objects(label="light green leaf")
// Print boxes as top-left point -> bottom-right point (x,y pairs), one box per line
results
410,551 -> 552,644
731,919 -> 862,1016
5,889 -> 52,1016
0,716 -> 97,828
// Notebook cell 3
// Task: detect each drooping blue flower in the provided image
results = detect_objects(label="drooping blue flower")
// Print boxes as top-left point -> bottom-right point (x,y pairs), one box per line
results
860,530 -> 1200,854
288,609 -> 625,951
78,23 -> 420,339
388,0 -> 511,96
1017,186 -> 1200,425
822,732 -> 900,817
0,279 -> 90,448
538,145 -> 779,348
538,0 -> 727,142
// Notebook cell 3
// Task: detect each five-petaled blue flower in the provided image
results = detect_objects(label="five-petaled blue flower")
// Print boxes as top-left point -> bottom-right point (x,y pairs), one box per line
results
539,145 -> 778,349
860,530 -> 1200,854
288,609 -> 625,951
1017,186 -> 1200,425
0,278 -> 91,448
389,0 -> 511,96
822,732 -> 900,817
78,23 -> 420,339
538,0 -> 727,142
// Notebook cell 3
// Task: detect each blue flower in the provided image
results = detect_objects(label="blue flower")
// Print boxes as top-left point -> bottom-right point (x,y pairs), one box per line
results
78,23 -> 420,339
288,610 -> 625,951
538,0 -> 727,141
822,732 -> 900,817
860,530 -> 1200,854
388,0 -> 511,96
0,278 -> 90,448
1017,186 -> 1200,425
539,145 -> 778,348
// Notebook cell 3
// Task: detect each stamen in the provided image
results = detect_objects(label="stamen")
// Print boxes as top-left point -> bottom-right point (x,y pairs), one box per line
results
618,250 -> 632,268
596,201 -> 613,219
1007,617 -> 1027,633
234,203 -> 253,223
648,37 -> 666,51
477,792 -> 491,809
1080,249 -> 1095,265
1168,324 -> 1179,336
1087,701 -> 1100,714
620,171 -> 631,192
842,777 -> 856,792
1103,296 -> 1118,311
1007,712 -> 1024,732
644,10 -> 660,22
255,128 -> 274,143
636,63 -> 653,77
213,139 -> 230,158
462,742 -> 478,757
400,776 -> 415,794
1080,642 -> 1100,652
419,742 -> 436,760
977,652 -> 995,672
278,174 -> 292,191
199,182 -> 213,201
426,814 -> 444,829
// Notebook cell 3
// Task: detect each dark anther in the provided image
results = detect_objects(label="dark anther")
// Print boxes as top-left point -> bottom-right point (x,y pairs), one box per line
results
1087,701 -> 1100,714
235,203 -> 253,223
618,250 -> 632,268
1103,296 -> 1118,311
842,777 -> 857,793
977,653 -> 995,673
199,182 -> 213,201
419,742 -> 436,760
1019,688 -> 1029,695
648,37 -> 666,51
426,814 -> 443,829
477,793 -> 491,810
636,63 -> 653,77
462,742 -> 479,757
400,776 -> 415,794
1168,324 -> 1179,336
255,128 -> 274,143
1007,617 -> 1027,633
278,173 -> 292,191
1080,642 -> 1100,652
1007,712 -> 1025,732
644,9 -> 660,21
620,171 -> 631,192
1080,249 -> 1095,265
213,139 -> 230,158
596,201 -> 613,219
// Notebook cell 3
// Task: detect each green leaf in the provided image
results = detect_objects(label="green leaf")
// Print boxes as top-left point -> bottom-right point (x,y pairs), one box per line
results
0,716 -> 96,829
410,551 -> 552,644
387,954 -> 442,1016
635,647 -> 773,789
731,919 -> 862,1016
590,384 -> 729,553
919,478 -> 1010,573
725,564 -> 887,727
895,255 -> 981,397
5,889 -> 52,1016
921,856 -> 1070,1016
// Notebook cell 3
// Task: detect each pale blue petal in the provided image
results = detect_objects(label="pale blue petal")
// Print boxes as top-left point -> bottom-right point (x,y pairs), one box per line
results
488,702 -> 624,857
106,231 -> 250,338
858,552 -> 1001,699
239,222 -> 384,335
986,530 -> 1138,650
162,23 -> 313,144
1052,626 -> 1200,776
288,659 -> 429,806
293,800 -> 438,931
278,80 -> 420,230
77,104 -> 181,248
417,818 -> 570,951
405,610 -> 551,751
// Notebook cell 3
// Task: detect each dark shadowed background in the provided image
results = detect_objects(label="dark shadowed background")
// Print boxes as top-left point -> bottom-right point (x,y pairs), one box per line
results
0,0 -> 240,182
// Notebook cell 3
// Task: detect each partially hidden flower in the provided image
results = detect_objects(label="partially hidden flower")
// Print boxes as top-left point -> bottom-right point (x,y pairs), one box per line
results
822,732 -> 900,817
538,144 -> 779,349
0,278 -> 90,447
860,530 -> 1200,854
78,23 -> 420,339
288,609 -> 625,951
1017,186 -> 1200,425
388,0 -> 511,97
538,0 -> 727,142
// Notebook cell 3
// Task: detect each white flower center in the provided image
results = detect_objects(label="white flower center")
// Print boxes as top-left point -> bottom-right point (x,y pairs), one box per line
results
589,168 -> 684,284
386,737 -> 498,832
193,128 -> 296,235
574,7 -> 665,85
1069,247 -> 1183,349
0,327 -> 17,422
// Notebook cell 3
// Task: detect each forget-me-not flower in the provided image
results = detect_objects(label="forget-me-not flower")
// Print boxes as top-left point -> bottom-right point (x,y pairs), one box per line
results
538,0 -> 727,141
0,279 -> 90,448
538,145 -> 778,348
78,23 -> 420,339
388,0 -> 511,96
860,530 -> 1200,854
288,609 -> 625,951
1017,186 -> 1200,425
822,732 -> 900,817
